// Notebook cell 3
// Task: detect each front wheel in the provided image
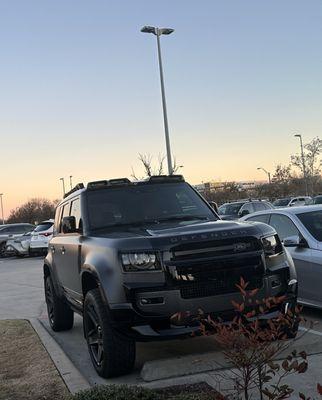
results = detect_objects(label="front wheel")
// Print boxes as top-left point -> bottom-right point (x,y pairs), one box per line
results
83,288 -> 136,378
45,275 -> 74,331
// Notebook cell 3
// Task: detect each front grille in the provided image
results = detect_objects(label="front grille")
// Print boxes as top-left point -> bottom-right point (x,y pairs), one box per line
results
167,254 -> 264,300
171,236 -> 262,261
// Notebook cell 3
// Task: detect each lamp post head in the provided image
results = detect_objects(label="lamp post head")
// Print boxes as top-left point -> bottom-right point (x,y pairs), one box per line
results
141,26 -> 174,36
294,134 -> 301,138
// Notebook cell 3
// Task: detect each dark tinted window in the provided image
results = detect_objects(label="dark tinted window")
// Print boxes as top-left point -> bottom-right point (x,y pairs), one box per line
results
34,222 -> 53,232
247,214 -> 270,224
218,203 -> 243,216
241,203 -> 254,214
273,198 -> 291,207
313,196 -> 322,205
59,203 -> 71,233
269,214 -> 299,240
0,227 -> 10,234
297,210 -> 322,241
8,225 -> 29,234
70,198 -> 81,230
87,182 -> 217,230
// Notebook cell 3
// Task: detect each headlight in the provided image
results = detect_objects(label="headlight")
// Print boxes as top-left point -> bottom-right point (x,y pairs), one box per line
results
121,252 -> 160,272
262,235 -> 283,256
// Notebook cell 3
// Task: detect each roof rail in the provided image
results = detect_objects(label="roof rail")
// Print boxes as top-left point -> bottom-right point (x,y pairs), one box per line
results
63,183 -> 85,198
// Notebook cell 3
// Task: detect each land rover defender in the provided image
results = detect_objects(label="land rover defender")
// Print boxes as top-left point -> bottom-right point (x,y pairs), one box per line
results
44,175 -> 298,377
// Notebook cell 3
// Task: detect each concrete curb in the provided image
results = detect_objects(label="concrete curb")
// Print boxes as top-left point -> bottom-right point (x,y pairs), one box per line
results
30,318 -> 90,394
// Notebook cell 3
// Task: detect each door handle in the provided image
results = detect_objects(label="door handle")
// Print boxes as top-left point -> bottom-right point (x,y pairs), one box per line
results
61,246 -> 66,255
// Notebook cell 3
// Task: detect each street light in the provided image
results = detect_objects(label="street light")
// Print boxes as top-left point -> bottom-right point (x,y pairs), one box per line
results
0,193 -> 4,224
69,175 -> 73,190
294,134 -> 309,196
257,167 -> 271,184
60,178 -> 66,196
141,25 -> 174,175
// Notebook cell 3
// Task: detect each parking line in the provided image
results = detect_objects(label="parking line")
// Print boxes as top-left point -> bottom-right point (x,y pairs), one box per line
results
299,326 -> 322,337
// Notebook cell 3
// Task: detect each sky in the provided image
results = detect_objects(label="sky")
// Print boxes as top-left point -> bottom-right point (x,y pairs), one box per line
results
0,0 -> 322,216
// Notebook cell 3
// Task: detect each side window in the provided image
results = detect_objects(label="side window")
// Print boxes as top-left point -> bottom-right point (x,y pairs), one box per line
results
247,214 -> 270,224
54,207 -> 61,234
253,202 -> 266,212
59,203 -> 71,233
241,203 -> 254,214
70,198 -> 81,231
269,214 -> 299,240
9,226 -> 25,234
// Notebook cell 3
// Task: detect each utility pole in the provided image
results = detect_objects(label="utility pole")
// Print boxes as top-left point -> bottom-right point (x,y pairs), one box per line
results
141,25 -> 174,175
294,134 -> 309,196
69,175 -> 73,190
60,178 -> 66,196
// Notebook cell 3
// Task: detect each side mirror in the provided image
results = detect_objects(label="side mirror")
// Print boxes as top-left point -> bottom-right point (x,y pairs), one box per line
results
209,201 -> 219,213
62,216 -> 77,234
283,235 -> 308,248
239,209 -> 250,217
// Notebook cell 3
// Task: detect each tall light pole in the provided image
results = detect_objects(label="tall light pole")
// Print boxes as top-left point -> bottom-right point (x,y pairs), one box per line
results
0,193 -> 4,224
141,25 -> 174,175
257,167 -> 271,184
69,175 -> 73,190
294,134 -> 309,196
60,178 -> 66,196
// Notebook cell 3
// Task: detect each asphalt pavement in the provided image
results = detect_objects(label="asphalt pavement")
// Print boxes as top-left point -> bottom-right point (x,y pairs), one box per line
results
1,256 -> 322,394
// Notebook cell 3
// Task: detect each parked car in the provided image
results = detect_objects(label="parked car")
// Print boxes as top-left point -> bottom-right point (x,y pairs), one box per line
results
29,220 -> 54,255
5,231 -> 33,257
218,199 -> 274,220
273,196 -> 311,208
0,223 -> 35,256
312,195 -> 322,205
44,176 -> 298,378
241,206 -> 322,309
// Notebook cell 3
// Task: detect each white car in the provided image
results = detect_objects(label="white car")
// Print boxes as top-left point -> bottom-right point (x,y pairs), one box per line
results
29,220 -> 54,255
273,196 -> 311,208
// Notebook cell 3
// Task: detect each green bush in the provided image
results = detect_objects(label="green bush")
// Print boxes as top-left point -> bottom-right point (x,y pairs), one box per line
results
71,385 -> 159,400
70,384 -> 217,400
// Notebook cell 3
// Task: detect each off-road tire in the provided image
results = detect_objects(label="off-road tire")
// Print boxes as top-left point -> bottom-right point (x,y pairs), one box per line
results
84,288 -> 136,378
0,242 -> 6,258
45,275 -> 74,331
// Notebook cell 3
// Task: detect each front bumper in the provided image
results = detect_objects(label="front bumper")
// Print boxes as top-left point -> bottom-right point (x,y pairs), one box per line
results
110,277 -> 298,341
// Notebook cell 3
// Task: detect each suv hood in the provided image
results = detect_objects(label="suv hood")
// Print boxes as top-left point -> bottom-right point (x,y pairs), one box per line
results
93,219 -> 273,240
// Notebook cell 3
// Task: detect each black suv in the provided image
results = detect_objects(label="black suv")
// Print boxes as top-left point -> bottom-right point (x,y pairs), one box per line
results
44,176 -> 297,377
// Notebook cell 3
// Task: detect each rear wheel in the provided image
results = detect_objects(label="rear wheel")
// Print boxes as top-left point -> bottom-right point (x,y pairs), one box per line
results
84,288 -> 136,378
45,275 -> 74,331
0,242 -> 6,258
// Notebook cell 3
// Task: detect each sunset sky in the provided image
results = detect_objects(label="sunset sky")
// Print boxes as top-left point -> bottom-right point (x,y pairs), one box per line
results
1,0 -> 322,216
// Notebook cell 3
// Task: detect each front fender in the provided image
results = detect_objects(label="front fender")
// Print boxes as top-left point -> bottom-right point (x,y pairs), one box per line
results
81,250 -> 126,306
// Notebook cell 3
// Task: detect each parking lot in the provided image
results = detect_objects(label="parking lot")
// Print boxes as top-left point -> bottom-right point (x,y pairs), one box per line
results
2,256 -> 322,388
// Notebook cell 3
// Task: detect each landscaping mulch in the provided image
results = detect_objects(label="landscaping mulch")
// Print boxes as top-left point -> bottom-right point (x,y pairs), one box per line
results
0,319 -> 68,400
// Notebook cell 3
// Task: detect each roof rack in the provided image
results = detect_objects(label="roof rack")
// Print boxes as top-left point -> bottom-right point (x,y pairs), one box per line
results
63,183 -> 85,198
148,175 -> 185,183
87,178 -> 131,190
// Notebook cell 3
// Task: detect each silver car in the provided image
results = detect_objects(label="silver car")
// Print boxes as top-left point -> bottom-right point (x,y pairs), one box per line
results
241,205 -> 322,309
0,223 -> 35,256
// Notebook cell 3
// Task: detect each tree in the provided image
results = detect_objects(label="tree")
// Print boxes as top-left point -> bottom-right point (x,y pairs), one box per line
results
291,137 -> 322,195
7,198 -> 58,224
131,153 -> 182,180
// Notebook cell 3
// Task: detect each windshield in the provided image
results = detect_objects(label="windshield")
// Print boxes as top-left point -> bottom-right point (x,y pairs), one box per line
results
297,210 -> 322,241
86,182 -> 217,230
273,198 -> 291,207
34,222 -> 53,232
218,203 -> 243,216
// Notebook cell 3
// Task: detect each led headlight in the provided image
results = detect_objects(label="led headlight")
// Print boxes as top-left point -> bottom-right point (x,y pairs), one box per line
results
121,252 -> 159,272
262,235 -> 283,257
